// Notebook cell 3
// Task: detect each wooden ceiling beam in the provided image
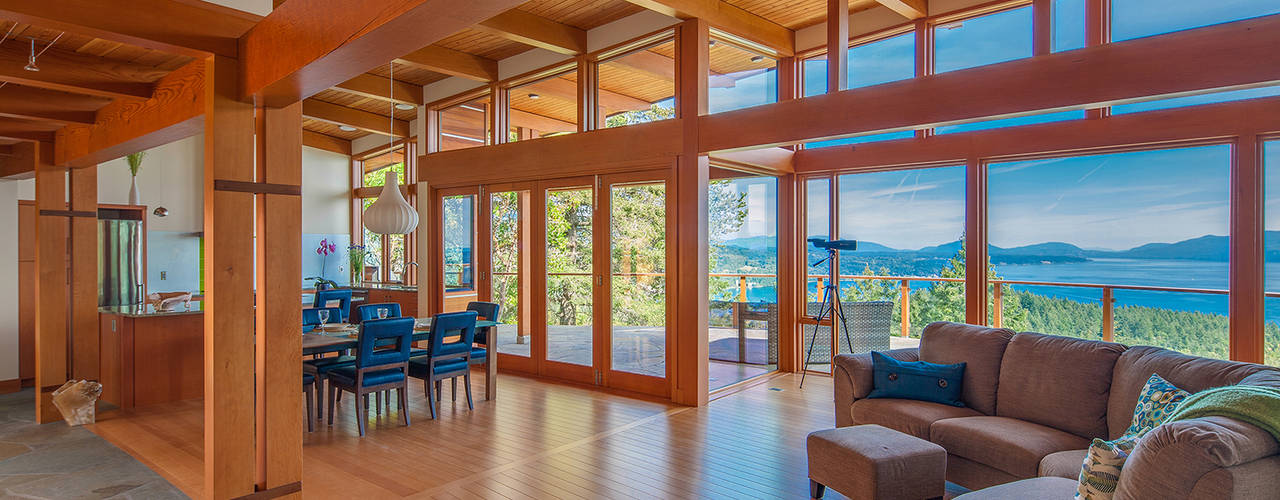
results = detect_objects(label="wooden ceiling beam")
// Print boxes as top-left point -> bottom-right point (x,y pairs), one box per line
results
875,0 -> 927,20
0,86 -> 103,125
55,58 -> 205,168
302,99 -> 410,137
396,45 -> 500,82
0,141 -> 37,179
0,44 -> 163,100
241,0 -> 523,105
0,120 -> 57,144
333,74 -> 424,106
0,0 -> 258,58
624,0 -> 795,56
302,129 -> 353,155
699,14 -> 1280,152
475,9 -> 588,55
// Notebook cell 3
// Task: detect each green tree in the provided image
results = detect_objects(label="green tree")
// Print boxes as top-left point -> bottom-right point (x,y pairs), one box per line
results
604,103 -> 676,128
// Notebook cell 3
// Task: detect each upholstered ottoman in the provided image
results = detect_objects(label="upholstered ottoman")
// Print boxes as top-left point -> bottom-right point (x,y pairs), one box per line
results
807,424 -> 946,500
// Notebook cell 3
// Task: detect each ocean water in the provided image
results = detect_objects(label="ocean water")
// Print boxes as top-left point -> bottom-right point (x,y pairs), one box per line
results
721,258 -> 1280,324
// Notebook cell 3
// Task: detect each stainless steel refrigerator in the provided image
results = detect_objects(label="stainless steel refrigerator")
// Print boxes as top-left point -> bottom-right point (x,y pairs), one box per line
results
98,217 -> 144,306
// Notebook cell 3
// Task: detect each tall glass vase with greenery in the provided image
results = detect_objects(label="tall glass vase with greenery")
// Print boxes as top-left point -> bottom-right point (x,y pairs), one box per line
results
347,245 -> 368,287
125,152 -> 145,205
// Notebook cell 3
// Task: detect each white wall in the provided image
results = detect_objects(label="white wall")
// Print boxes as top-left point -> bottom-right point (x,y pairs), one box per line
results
302,146 -> 351,234
0,181 -> 17,382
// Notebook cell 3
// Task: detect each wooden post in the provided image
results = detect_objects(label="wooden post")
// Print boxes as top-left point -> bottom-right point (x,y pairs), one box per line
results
254,102 -> 304,495
1229,134 -> 1265,362
672,18 -> 710,406
965,158 -> 988,325
992,283 -> 1003,328
827,0 -> 849,94
577,54 -> 598,132
913,18 -> 932,139
203,55 -> 257,500
416,181 -> 434,317
518,190 -> 533,343
32,145 -> 67,424
1101,286 -> 1115,342
900,280 -> 911,336
69,166 -> 98,381
1085,0 -> 1108,119
1032,0 -> 1051,56
489,83 -> 508,146
776,174 -> 797,372
737,275 -> 748,302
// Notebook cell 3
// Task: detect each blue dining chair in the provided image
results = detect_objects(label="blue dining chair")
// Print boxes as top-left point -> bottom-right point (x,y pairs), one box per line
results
408,311 -> 477,419
326,317 -> 415,436
303,306 -> 344,328
312,289 -> 353,322
465,302 -> 499,399
356,303 -> 401,323
303,373 -> 315,433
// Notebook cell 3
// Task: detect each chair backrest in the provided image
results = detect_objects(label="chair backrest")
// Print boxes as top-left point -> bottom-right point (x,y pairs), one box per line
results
312,289 -> 353,321
429,311 -> 477,360
466,301 -> 500,321
356,317 -> 414,369
357,303 -> 402,323
302,307 -> 344,327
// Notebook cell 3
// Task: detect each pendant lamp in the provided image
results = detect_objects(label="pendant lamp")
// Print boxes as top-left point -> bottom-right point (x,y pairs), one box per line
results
362,63 -> 419,235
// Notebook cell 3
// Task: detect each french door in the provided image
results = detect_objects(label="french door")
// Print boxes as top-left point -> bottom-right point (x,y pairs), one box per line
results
479,170 -> 672,397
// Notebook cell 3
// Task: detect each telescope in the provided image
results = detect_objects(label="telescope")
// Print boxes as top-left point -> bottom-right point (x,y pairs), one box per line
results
807,237 -> 858,252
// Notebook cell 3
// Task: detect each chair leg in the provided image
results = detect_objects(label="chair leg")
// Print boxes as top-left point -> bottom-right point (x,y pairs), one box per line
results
464,372 -> 474,411
313,376 -> 324,420
376,391 -> 382,416
451,378 -> 457,402
327,384 -> 336,426
435,380 -> 442,402
356,391 -> 367,437
424,379 -> 436,420
385,389 -> 391,412
305,385 -> 314,433
399,386 -> 410,426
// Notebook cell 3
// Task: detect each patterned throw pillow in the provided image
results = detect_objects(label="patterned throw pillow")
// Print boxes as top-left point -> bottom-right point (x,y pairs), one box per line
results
1124,373 -> 1191,437
1076,437 -> 1139,500
1075,373 -> 1190,500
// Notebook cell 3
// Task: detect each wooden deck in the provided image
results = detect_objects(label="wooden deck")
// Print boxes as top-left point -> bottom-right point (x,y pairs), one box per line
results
87,372 -> 846,499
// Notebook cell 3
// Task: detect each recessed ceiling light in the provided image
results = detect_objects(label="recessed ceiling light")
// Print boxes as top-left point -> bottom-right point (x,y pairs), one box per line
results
527,93 -> 540,100
338,125 -> 358,132
394,103 -> 415,110
708,40 -> 717,46
750,55 -> 764,63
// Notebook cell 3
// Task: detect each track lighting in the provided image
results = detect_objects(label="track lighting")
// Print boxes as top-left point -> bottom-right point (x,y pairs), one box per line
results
24,39 -> 38,72
750,55 -> 764,63
527,93 -> 540,100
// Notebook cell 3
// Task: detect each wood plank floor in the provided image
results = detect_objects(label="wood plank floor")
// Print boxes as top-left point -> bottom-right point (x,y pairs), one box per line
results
87,372 -> 849,499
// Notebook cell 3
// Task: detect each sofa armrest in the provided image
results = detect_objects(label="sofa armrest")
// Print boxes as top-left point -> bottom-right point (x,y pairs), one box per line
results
832,348 -> 919,427
1115,416 -> 1280,500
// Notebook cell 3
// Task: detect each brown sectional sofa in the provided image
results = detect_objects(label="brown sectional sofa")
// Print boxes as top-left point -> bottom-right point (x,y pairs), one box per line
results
833,321 -> 1280,499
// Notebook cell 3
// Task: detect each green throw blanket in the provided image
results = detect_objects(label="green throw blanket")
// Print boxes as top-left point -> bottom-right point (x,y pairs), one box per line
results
1165,384 -> 1280,441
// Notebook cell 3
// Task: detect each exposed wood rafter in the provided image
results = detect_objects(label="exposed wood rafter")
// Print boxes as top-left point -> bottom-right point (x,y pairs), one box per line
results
302,129 -> 353,155
396,45 -> 500,82
624,0 -> 795,56
333,74 -> 424,105
0,43 -> 162,100
0,86 -> 102,125
0,0 -> 257,58
302,99 -> 410,137
876,0 -> 927,20
475,9 -> 588,55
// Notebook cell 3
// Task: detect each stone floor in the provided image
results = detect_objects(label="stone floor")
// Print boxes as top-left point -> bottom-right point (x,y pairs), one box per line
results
0,389 -> 186,500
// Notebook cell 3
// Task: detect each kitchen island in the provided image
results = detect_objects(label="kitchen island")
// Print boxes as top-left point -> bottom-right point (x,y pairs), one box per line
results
98,303 -> 203,409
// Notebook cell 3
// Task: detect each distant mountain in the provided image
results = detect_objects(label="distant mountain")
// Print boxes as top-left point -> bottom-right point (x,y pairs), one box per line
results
997,242 -> 1090,258
1089,235 -> 1228,261
718,235 -> 778,251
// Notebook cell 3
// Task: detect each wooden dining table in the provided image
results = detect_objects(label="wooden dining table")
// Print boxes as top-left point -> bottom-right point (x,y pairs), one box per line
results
303,318 -> 500,400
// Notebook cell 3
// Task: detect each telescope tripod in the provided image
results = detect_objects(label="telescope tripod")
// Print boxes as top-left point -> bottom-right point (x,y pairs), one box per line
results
800,248 -> 854,389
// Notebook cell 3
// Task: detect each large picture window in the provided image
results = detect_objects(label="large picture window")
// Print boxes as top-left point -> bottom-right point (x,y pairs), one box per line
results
934,6 -> 1033,73
598,35 -> 676,128
437,94 -> 489,151
507,66 -> 579,141
708,37 -> 778,113
1111,0 -> 1280,42
358,144 -> 416,284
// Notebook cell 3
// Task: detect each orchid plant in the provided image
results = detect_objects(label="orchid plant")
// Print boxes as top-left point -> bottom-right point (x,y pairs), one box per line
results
305,239 -> 339,289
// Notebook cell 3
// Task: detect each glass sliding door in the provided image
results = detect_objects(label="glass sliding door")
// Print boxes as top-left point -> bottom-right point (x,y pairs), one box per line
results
484,185 -> 534,372
603,171 -> 671,395
542,181 -> 598,381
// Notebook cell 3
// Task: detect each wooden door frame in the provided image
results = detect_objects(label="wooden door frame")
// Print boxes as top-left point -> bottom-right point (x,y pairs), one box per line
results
435,186 -> 481,313
478,181 -> 537,374
535,175 -> 598,385
598,168 -> 675,397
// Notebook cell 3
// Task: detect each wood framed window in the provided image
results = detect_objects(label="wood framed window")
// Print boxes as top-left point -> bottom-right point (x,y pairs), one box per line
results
351,139 -> 418,285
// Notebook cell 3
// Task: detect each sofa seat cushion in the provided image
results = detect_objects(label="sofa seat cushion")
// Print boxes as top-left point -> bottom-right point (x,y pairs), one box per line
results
954,477 -> 1079,499
1038,449 -> 1087,479
850,398 -> 982,439
931,416 -> 1091,478
997,332 -> 1125,439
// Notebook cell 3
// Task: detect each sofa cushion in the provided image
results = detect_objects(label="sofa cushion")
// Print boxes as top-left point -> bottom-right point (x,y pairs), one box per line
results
850,398 -> 982,439
997,332 -> 1125,439
920,322 -> 1015,415
1107,345 -> 1280,438
954,477 -> 1080,499
931,416 -> 1091,478
1038,449 -> 1087,479
867,351 -> 967,407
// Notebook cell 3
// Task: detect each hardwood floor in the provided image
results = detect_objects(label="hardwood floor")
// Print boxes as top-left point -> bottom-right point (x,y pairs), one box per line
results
87,372 -> 847,499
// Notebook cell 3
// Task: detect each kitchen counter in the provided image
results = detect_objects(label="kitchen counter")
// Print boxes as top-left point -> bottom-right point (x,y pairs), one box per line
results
351,284 -> 417,292
99,301 -> 203,318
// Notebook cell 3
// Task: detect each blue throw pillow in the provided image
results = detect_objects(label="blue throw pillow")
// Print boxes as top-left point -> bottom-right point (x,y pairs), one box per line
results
866,351 -> 967,407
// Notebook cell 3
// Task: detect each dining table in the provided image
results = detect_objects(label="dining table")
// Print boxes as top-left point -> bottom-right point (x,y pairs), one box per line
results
302,317 -> 500,400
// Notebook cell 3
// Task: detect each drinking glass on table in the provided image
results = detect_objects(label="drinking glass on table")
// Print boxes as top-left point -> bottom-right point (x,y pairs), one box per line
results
317,309 -> 330,330
377,307 -> 389,319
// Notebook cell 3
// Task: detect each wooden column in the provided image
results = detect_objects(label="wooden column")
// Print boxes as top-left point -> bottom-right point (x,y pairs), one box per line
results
489,83 -> 508,146
1085,0 -> 1108,119
1229,134 -> 1265,363
254,102 -> 304,496
1032,0 -> 1051,56
827,0 -> 849,94
32,144 -> 67,424
417,181 -> 434,316
965,158 -> 989,325
203,55 -> 257,500
914,19 -> 933,139
576,55 -> 599,132
673,18 -> 709,406
776,174 -> 798,372
69,166 -> 98,381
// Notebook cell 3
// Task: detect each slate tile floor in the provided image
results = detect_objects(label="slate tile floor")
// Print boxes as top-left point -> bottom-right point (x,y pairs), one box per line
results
0,389 -> 185,499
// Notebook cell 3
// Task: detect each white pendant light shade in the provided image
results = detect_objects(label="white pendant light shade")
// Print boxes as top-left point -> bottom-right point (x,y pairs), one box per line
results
363,170 -> 419,234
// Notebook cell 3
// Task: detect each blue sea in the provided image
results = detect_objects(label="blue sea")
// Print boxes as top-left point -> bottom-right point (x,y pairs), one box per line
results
722,258 -> 1280,325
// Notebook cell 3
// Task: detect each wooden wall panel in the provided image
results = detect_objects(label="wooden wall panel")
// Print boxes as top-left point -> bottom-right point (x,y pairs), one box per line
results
33,160 -> 68,424
133,315 -> 204,406
17,202 -> 34,385
69,167 -> 99,381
